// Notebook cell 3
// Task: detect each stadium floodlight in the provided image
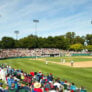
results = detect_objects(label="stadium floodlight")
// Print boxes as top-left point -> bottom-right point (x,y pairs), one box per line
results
14,30 -> 19,40
33,20 -> 39,22
33,19 -> 39,58
33,19 -> 39,35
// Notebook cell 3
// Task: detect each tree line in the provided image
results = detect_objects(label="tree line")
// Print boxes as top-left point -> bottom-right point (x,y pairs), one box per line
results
0,32 -> 92,51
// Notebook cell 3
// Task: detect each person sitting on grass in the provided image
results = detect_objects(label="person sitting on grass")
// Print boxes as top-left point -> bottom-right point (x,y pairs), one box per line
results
70,83 -> 76,92
49,86 -> 58,92
32,81 -> 43,92
0,83 -> 4,92
18,83 -> 30,92
80,86 -> 87,92
44,79 -> 51,92
47,73 -> 54,82
8,83 -> 17,92
7,76 -> 15,87
54,79 -> 63,92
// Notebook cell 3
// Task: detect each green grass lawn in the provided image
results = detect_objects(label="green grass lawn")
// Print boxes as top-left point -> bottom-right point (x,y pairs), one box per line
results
0,57 -> 92,92
44,56 -> 92,62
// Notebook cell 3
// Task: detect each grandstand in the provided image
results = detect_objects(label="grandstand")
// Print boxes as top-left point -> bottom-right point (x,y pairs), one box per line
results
0,48 -> 92,59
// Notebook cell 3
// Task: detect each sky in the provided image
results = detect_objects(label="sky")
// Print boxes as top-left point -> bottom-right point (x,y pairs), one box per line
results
0,0 -> 92,40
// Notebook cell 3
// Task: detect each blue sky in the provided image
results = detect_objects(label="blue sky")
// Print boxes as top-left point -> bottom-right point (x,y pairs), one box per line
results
0,0 -> 92,39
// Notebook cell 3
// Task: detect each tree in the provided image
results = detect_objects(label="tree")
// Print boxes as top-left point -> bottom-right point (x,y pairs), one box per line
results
70,43 -> 84,51
65,32 -> 76,44
86,45 -> 92,51
45,36 -> 55,48
0,32 -> 91,50
74,36 -> 84,44
86,34 -> 92,45
38,37 -> 46,48
19,35 -> 37,48
54,36 -> 70,49
1,37 -> 15,48
14,40 -> 21,48
0,41 -> 2,48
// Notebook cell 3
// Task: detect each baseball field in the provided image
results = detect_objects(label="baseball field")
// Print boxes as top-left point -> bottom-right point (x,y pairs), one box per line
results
0,56 -> 92,92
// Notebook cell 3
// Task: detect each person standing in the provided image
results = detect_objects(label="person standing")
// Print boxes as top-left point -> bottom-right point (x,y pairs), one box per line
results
63,59 -> 66,63
71,60 -> 74,67
46,59 -> 48,65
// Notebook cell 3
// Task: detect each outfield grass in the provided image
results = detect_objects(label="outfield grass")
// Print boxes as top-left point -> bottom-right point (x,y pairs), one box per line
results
0,57 -> 92,92
44,56 -> 92,62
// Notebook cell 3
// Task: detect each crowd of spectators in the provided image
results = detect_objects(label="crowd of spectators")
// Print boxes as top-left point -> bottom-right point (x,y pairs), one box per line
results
0,48 -> 91,59
0,64 -> 87,92
0,48 -> 61,58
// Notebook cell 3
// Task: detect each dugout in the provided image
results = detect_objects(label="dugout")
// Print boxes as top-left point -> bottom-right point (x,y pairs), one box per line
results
42,53 -> 59,57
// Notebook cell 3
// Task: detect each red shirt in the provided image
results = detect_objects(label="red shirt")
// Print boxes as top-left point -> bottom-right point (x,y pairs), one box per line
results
34,88 -> 43,92
30,72 -> 34,76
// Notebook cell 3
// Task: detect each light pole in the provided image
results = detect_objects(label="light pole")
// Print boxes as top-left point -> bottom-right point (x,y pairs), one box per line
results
33,19 -> 39,58
14,30 -> 19,57
14,30 -> 19,40
33,20 -> 39,36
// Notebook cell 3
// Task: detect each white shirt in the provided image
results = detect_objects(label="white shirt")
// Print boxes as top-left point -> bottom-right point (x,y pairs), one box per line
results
0,87 -> 4,91
54,82 -> 61,89
49,90 -> 57,92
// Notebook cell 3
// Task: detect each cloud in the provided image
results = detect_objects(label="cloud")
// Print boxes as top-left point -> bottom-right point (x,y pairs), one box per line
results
0,0 -> 92,40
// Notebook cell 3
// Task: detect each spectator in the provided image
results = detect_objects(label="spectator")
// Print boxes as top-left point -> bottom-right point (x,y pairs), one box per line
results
33,81 -> 43,92
8,83 -> 17,92
18,83 -> 29,92
0,83 -> 4,92
0,64 -> 87,92
70,83 -> 76,91
54,79 -> 63,91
